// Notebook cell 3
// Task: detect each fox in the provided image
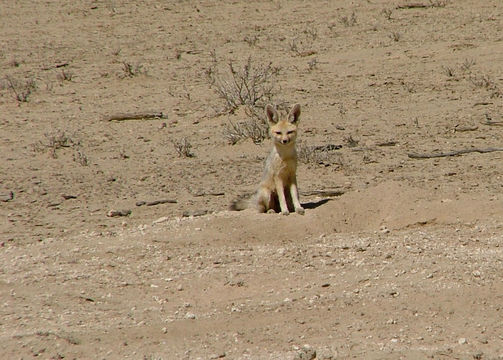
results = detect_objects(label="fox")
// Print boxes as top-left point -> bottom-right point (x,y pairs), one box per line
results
231,103 -> 305,215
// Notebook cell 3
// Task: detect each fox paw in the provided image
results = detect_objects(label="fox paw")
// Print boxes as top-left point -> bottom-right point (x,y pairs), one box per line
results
295,207 -> 305,215
281,210 -> 290,216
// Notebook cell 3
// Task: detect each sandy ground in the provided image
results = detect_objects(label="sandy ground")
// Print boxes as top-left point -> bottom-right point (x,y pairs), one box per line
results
1,0 -> 503,359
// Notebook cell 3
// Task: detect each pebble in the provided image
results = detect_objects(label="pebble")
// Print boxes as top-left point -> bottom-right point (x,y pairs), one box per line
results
294,345 -> 316,360
0,191 -> 14,202
458,337 -> 467,345
153,216 -> 170,225
107,209 -> 131,217
185,312 -> 196,319
380,225 -> 390,234
182,209 -> 208,217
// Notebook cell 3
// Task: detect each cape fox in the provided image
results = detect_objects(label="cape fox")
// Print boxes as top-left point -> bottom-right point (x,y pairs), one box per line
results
231,103 -> 304,215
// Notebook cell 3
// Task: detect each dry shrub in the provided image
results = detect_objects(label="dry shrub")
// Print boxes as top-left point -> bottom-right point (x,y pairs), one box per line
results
223,117 -> 269,145
206,54 -> 278,114
5,76 -> 36,102
173,137 -> 194,158
33,130 -> 77,158
298,143 -> 343,166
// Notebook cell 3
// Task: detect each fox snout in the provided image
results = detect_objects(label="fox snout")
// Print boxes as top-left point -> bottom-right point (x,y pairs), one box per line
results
281,138 -> 290,144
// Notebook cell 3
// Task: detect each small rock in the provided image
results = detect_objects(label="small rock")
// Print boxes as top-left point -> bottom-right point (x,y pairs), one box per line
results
182,209 -> 208,217
380,225 -> 390,234
185,312 -> 196,319
458,337 -> 467,345
153,216 -> 170,225
107,209 -> 131,217
294,345 -> 316,360
0,191 -> 14,202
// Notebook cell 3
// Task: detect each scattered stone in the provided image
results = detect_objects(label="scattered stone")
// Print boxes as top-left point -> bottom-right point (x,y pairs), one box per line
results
136,199 -> 177,206
146,199 -> 177,206
185,312 -> 196,319
210,353 -> 226,359
193,190 -> 225,197
0,191 -> 14,202
182,209 -> 208,217
458,337 -> 468,345
152,216 -> 170,225
380,225 -> 390,234
62,194 -> 77,200
294,345 -> 316,360
107,209 -> 131,217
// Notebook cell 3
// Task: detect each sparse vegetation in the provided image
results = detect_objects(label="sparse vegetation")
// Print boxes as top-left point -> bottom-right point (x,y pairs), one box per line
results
307,58 -> 318,72
390,31 -> 401,42
460,58 -> 475,72
469,73 -> 501,97
58,69 -> 74,81
206,54 -> 278,115
442,65 -> 455,77
244,35 -> 259,46
33,130 -> 76,158
343,135 -> 359,148
5,76 -> 36,102
73,148 -> 89,166
223,117 -> 269,145
173,137 -> 194,158
298,143 -> 343,166
122,61 -> 147,77
340,12 -> 357,27
382,8 -> 393,20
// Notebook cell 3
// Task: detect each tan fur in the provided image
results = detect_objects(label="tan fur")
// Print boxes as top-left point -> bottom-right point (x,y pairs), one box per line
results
230,103 -> 304,215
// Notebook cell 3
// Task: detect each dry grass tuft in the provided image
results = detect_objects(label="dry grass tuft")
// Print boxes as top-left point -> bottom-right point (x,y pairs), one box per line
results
206,54 -> 278,114
173,138 -> 194,158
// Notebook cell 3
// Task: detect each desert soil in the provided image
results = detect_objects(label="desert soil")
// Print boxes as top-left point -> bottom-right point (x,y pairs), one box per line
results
1,0 -> 503,359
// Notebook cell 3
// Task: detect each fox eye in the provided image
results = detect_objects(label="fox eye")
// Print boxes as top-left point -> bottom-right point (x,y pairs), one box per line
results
287,130 -> 295,134
274,131 -> 282,135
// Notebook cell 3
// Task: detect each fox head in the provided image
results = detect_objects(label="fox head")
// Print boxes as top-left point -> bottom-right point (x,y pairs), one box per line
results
265,103 -> 301,146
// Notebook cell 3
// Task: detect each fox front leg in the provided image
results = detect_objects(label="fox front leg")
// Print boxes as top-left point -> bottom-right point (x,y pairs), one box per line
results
290,182 -> 304,215
275,179 -> 290,215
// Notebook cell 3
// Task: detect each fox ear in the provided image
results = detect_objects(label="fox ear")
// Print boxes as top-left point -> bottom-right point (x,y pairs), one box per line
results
288,103 -> 301,124
265,104 -> 278,124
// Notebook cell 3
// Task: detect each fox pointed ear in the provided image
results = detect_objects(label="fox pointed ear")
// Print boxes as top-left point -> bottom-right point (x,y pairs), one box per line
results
265,104 -> 278,124
288,103 -> 301,124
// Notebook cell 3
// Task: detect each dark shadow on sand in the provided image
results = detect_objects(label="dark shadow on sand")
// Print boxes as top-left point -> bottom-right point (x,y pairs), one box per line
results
302,198 -> 331,210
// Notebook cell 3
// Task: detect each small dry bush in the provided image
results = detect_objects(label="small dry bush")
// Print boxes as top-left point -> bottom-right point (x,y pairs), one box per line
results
343,135 -> 359,148
5,76 -> 36,102
173,137 -> 194,158
470,74 -> 501,98
58,69 -> 74,82
122,62 -> 147,77
33,130 -> 76,158
206,54 -> 278,114
340,12 -> 357,27
298,143 -> 343,166
223,116 -> 269,145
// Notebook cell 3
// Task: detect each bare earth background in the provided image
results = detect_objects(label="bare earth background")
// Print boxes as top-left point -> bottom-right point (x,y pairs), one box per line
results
1,0 -> 503,359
